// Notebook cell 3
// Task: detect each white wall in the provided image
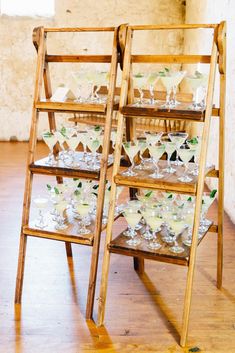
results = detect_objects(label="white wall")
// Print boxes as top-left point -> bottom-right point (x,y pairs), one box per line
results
0,0 -> 185,141
184,0 -> 235,223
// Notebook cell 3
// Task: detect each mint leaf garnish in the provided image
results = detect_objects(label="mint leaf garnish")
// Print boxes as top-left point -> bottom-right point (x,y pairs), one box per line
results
187,196 -> 192,202
43,132 -> 53,138
187,137 -> 198,145
74,190 -> 80,196
46,184 -> 52,191
77,182 -> 82,188
108,186 -> 111,191
93,184 -> 99,190
145,191 -> 153,198
167,194 -> 173,199
94,125 -> 101,131
210,189 -> 217,198
54,187 -> 59,195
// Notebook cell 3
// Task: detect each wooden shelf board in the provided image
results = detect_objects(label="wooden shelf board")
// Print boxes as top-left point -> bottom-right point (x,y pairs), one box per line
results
114,161 -> 215,194
36,98 -> 106,114
121,102 -> 205,121
24,208 -> 122,245
30,152 -> 113,180
108,221 -> 213,266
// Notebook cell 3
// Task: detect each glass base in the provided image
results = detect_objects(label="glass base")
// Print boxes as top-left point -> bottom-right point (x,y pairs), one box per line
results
55,223 -> 68,230
172,159 -> 184,166
147,241 -> 162,250
35,222 -> 48,229
163,166 -> 176,174
123,228 -> 136,237
169,245 -> 185,254
142,230 -> 154,240
126,237 -> 141,246
135,223 -> 143,231
122,167 -> 137,176
183,238 -> 192,247
150,171 -> 164,179
189,168 -> 199,176
178,175 -> 193,183
79,228 -> 91,235
161,235 -> 174,244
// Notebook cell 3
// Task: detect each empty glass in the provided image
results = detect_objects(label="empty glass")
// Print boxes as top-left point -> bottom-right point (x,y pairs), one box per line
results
34,196 -> 48,229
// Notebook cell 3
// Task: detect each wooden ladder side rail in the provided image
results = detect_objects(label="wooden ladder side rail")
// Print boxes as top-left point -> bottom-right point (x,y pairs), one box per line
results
86,27 -> 119,320
15,26 -> 46,303
97,26 -> 133,327
180,26 -> 219,347
217,21 -> 226,289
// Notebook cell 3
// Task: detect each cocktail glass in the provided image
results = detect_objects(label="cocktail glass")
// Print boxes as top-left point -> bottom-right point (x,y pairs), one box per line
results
148,143 -> 166,178
144,208 -> 163,250
54,200 -> 68,230
71,70 -> 87,102
147,73 -> 160,104
133,73 -> 147,106
34,196 -> 48,229
168,217 -> 185,253
178,146 -> 195,182
163,142 -> 176,174
55,128 -> 68,161
168,132 -> 188,166
122,141 -> 139,176
171,71 -> 186,106
78,130 -> 91,163
86,136 -> 102,170
77,200 -> 91,234
182,207 -> 195,246
42,131 -> 57,165
66,135 -> 80,167
186,72 -> 208,110
145,131 -> 163,146
135,139 -> 148,170
186,137 -> 201,176
94,71 -> 109,103
199,190 -> 217,233
123,206 -> 142,246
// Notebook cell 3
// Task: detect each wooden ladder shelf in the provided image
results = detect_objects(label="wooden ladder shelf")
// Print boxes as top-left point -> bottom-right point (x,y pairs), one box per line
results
15,25 -> 120,320
97,22 -> 226,347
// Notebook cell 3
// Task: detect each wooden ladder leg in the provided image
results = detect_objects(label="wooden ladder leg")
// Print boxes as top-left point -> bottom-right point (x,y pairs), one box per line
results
133,257 -> 145,274
15,232 -> 28,303
217,21 -> 226,288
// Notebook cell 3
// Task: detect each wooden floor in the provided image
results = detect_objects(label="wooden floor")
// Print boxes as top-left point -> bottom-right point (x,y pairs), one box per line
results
0,141 -> 235,353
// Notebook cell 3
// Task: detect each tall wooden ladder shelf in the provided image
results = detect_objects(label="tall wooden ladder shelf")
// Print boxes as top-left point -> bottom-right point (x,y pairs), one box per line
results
97,22 -> 226,347
15,26 -> 119,319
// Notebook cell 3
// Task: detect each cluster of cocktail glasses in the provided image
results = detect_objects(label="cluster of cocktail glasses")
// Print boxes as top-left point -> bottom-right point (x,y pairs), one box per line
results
42,125 -> 115,169
122,189 -> 217,253
133,69 -> 208,110
33,179 -> 124,232
72,70 -> 109,103
123,132 -> 201,182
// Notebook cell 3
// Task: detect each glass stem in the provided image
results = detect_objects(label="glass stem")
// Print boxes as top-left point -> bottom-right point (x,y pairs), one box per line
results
153,159 -> 159,174
184,162 -> 189,176
167,155 -> 171,168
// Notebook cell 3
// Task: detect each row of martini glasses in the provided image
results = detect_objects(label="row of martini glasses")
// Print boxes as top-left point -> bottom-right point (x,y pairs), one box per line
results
132,69 -> 208,110
123,131 -> 201,182
72,70 -> 109,103
33,179 -> 124,233
42,125 -> 116,170
122,189 -> 217,254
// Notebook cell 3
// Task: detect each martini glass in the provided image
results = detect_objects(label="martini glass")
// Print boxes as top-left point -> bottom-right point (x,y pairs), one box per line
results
110,130 -> 117,150
148,143 -> 166,178
135,139 -> 148,170
55,129 -> 68,161
78,130 -> 91,163
87,136 -> 102,170
54,200 -> 68,230
123,200 -> 143,234
34,196 -> 48,229
77,200 -> 91,234
66,135 -> 80,167
171,71 -> 186,106
122,141 -> 139,176
133,73 -> 147,106
145,131 -> 163,146
178,146 -> 195,182
144,208 -> 163,250
187,137 -> 201,176
168,217 -> 185,253
199,190 -> 217,233
42,131 -> 57,165
147,73 -> 160,104
186,72 -> 208,110
160,75 -> 174,108
168,132 -> 188,166
71,70 -> 87,102
123,206 -> 142,246
163,142 -> 176,174
94,71 -> 109,103
182,206 -> 195,247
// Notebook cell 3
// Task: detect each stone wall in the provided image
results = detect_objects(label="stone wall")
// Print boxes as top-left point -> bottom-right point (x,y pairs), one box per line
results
184,0 -> 235,223
0,0 -> 185,141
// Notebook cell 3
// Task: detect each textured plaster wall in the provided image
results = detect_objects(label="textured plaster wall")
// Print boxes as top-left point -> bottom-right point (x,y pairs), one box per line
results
0,0 -> 185,141
184,0 -> 235,223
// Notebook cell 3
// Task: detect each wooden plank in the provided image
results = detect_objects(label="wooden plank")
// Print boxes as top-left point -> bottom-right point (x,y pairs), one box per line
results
114,161 -> 215,195
30,152 -> 114,180
109,222 -> 212,267
132,54 -> 211,64
46,55 -> 112,63
121,102 -> 205,122
45,27 -> 115,32
36,99 -> 107,113
130,24 -> 218,30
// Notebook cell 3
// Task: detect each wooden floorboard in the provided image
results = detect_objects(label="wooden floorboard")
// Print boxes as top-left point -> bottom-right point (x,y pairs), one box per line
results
0,141 -> 235,353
